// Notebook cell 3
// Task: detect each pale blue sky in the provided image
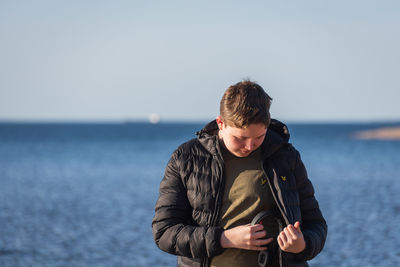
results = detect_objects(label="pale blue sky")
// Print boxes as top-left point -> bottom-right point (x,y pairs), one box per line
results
1,0 -> 399,122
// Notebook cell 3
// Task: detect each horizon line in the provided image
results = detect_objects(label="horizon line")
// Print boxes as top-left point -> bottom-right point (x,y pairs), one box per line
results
0,117 -> 399,125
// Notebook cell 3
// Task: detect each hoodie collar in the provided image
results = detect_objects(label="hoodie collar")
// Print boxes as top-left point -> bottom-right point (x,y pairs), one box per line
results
196,119 -> 290,158
196,120 -> 221,157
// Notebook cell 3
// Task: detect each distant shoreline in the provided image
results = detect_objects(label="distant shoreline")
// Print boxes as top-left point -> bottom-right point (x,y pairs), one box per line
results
354,127 -> 400,140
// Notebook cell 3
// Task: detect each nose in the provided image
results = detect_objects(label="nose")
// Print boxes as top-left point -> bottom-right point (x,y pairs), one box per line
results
245,139 -> 256,151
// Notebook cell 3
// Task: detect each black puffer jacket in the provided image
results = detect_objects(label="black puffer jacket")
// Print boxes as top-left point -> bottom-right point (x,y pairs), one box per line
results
152,120 -> 327,267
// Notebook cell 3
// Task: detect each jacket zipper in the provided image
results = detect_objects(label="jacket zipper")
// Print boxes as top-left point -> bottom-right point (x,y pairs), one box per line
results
261,161 -> 289,223
262,160 -> 289,267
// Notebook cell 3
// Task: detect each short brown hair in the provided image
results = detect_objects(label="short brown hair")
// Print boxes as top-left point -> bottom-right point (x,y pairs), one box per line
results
220,80 -> 272,128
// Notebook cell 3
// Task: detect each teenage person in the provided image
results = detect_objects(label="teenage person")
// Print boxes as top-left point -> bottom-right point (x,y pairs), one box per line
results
152,80 -> 327,267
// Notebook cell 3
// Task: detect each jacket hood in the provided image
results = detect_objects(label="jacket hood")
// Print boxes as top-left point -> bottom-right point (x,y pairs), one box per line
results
196,119 -> 290,158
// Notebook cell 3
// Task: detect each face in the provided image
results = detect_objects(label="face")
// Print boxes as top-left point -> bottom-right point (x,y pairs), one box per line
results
216,116 -> 267,158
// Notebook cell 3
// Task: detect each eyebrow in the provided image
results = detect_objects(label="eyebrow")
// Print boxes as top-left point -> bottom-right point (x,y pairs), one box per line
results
235,133 -> 266,139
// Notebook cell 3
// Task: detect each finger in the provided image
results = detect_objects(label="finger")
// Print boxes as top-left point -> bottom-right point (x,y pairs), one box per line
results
252,230 -> 266,240
279,231 -> 288,244
249,245 -> 268,251
254,237 -> 273,247
248,237 -> 273,250
250,224 -> 264,232
277,235 -> 284,249
286,225 -> 299,240
294,221 -> 302,233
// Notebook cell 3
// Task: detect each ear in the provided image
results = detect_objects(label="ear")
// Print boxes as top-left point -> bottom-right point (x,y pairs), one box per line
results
216,116 -> 224,130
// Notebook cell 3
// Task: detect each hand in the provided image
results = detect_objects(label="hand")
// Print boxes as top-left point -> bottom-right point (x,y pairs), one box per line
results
220,224 -> 273,251
277,221 -> 306,253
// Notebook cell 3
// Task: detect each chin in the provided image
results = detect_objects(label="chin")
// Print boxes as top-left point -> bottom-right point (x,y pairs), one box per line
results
236,151 -> 251,157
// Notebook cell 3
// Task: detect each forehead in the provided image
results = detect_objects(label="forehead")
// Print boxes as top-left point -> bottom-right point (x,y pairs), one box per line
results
225,123 -> 267,137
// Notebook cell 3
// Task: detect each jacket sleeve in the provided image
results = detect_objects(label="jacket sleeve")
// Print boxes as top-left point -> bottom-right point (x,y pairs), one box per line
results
288,149 -> 328,261
152,150 -> 225,259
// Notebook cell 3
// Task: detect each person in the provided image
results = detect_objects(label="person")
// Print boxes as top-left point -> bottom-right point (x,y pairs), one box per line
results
152,80 -> 327,267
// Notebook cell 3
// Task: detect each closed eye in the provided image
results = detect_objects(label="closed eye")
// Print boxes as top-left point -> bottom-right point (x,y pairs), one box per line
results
234,134 -> 265,141
234,136 -> 246,141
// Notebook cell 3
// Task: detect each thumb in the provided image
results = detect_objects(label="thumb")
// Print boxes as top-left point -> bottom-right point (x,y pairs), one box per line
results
294,221 -> 302,232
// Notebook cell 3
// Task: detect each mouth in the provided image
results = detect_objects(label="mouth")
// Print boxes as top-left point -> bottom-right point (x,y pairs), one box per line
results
240,150 -> 251,155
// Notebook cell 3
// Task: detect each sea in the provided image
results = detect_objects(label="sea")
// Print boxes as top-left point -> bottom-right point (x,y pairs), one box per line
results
0,121 -> 399,267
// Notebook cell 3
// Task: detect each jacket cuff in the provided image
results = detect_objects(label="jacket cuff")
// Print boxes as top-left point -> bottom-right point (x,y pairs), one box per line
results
284,234 -> 311,261
206,226 -> 225,258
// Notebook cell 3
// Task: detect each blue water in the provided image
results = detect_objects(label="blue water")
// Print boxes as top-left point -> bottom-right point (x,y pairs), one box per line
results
0,122 -> 399,266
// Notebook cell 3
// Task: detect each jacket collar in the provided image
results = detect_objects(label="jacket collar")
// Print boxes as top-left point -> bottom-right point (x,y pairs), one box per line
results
196,119 -> 290,158
196,120 -> 221,157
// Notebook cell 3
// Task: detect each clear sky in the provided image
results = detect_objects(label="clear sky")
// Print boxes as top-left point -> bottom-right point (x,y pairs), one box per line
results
1,0 -> 399,122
